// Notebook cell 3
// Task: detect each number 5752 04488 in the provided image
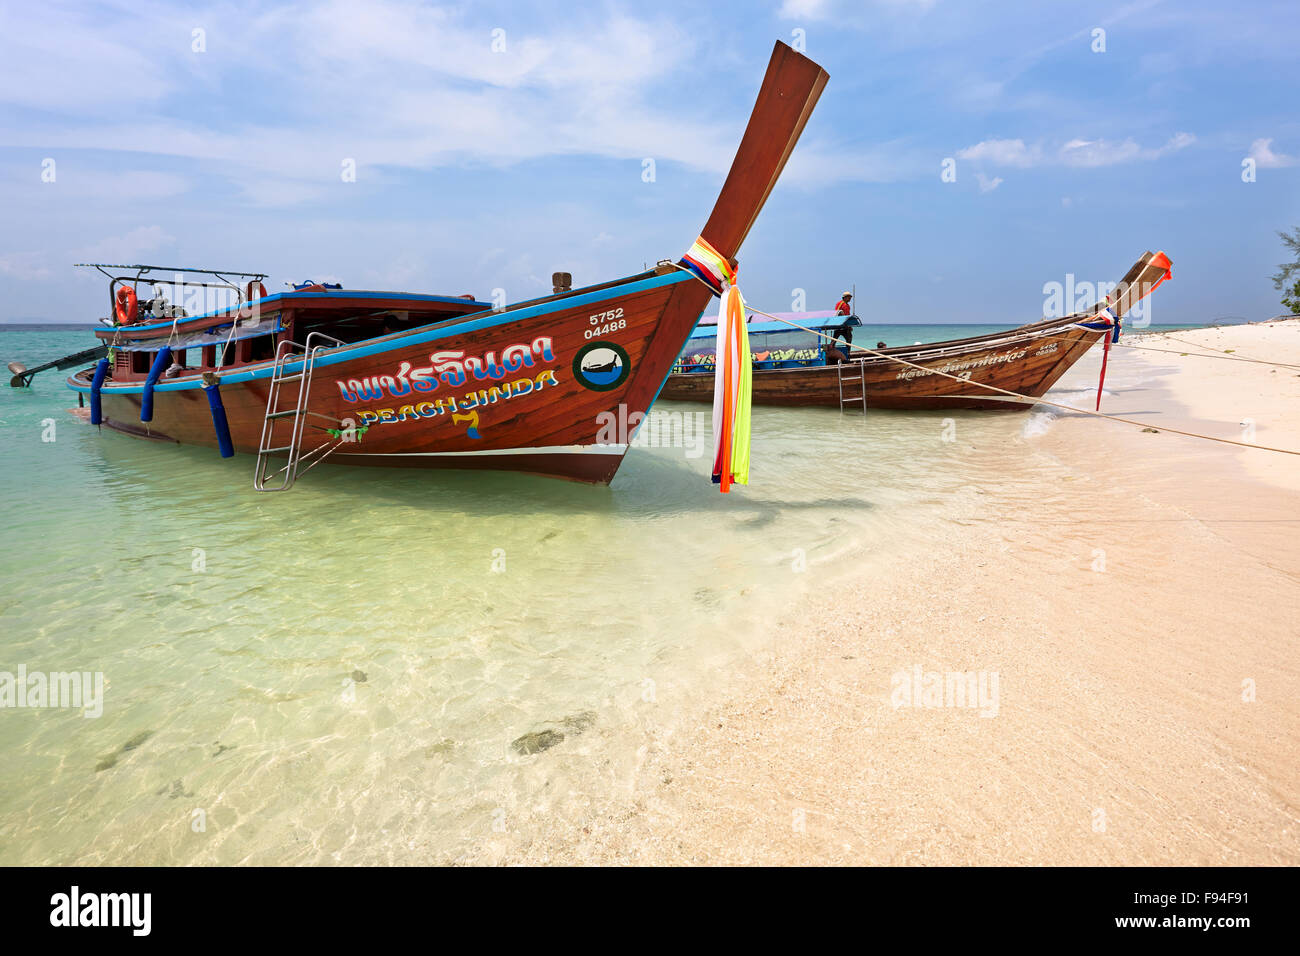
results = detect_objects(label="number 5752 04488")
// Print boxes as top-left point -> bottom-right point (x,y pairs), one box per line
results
586,308 -> 626,340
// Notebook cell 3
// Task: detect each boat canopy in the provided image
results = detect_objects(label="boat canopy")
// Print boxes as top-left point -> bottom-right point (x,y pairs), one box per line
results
110,315 -> 282,351
678,314 -> 861,371
695,308 -> 842,327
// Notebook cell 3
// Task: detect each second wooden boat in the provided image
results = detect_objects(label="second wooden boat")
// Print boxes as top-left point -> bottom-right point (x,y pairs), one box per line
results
659,252 -> 1172,411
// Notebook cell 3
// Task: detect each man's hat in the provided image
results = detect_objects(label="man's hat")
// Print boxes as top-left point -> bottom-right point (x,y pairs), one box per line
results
841,291 -> 852,298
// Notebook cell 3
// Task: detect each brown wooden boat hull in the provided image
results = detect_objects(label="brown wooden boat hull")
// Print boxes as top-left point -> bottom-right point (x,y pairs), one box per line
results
660,319 -> 1105,411
661,248 -> 1175,412
78,271 -> 710,483
65,41 -> 833,484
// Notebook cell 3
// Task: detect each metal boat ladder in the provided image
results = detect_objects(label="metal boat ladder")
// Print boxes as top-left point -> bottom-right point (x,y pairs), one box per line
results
837,359 -> 867,415
253,332 -> 347,491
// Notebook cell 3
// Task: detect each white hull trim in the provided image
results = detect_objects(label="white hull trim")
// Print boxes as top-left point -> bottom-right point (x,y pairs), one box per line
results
334,443 -> 629,459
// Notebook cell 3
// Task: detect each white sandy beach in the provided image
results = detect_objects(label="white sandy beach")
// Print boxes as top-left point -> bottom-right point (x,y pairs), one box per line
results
478,321 -> 1300,865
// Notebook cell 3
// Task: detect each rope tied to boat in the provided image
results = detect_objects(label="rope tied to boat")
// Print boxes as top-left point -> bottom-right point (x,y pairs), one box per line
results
1080,253 -> 1171,409
676,240 -> 752,489
1023,324 -> 1300,371
1076,305 -> 1120,410
734,303 -> 1300,458
679,236 -> 736,298
670,252 -> 1297,456
1116,330 -> 1300,369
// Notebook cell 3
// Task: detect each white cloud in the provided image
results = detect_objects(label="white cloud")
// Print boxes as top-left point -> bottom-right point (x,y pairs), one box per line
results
0,1 -> 738,207
1059,132 -> 1194,166
975,172 -> 1003,193
957,139 -> 1039,167
778,0 -> 829,16
0,6 -> 172,112
1248,138 -> 1297,169
778,0 -> 936,18
958,132 -> 1194,169
1058,138 -> 1142,167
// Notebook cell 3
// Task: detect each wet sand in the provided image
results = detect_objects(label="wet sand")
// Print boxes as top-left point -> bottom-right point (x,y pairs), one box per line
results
483,321 -> 1300,865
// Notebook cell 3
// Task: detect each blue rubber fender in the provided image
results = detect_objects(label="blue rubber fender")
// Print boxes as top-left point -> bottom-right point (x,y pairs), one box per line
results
139,346 -> 172,422
202,374 -> 234,458
89,358 -> 109,425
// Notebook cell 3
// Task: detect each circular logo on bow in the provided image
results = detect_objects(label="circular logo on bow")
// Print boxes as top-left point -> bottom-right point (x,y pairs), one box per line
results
573,341 -> 630,392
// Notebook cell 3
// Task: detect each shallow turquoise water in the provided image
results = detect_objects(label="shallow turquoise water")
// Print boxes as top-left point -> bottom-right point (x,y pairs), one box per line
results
0,324 -> 1198,863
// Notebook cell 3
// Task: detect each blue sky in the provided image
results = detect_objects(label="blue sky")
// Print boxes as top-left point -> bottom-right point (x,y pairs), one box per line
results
1,0 -> 1297,324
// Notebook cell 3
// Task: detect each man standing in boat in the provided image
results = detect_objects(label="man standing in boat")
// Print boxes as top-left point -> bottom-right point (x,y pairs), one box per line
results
835,292 -> 853,316
825,316 -> 856,365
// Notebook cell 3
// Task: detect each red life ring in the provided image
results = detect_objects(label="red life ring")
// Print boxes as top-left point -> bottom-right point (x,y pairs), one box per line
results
245,280 -> 267,302
114,285 -> 138,325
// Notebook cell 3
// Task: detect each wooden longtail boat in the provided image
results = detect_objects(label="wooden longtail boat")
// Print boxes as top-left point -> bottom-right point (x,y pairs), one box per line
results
660,252 -> 1173,411
50,42 -> 828,486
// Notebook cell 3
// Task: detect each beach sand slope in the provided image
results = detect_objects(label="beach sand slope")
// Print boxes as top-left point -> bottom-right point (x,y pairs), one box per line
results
485,321 -> 1300,866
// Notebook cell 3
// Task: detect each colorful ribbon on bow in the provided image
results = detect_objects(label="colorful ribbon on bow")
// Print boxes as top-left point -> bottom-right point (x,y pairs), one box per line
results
711,281 -> 752,492
1086,252 -> 1172,410
1094,305 -> 1117,410
681,236 -> 736,298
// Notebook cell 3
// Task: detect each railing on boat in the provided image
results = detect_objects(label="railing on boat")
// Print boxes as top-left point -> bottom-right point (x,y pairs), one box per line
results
253,332 -> 348,492
75,263 -> 268,326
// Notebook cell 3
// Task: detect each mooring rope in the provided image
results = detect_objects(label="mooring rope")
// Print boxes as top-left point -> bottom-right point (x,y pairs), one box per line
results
954,319 -> 1300,371
667,261 -> 1300,456
1136,328 -> 1296,368
743,302 -> 1300,457
1053,325 -> 1300,370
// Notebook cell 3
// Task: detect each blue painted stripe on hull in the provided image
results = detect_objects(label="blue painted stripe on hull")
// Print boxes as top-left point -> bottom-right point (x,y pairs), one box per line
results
71,272 -> 692,395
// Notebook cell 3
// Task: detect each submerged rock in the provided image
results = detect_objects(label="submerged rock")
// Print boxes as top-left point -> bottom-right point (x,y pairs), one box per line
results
155,779 -> 194,799
561,711 -> 597,735
512,711 -> 597,756
692,587 -> 720,609
351,670 -> 368,683
121,730 -> 153,751
423,739 -> 455,759
95,730 -> 155,772
512,729 -> 565,755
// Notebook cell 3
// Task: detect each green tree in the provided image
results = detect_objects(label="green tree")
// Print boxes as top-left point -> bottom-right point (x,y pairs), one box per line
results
1273,227 -> 1300,314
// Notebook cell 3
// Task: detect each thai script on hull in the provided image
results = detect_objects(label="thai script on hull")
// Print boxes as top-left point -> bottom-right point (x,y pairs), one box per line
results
894,349 -> 1030,381
336,337 -> 555,403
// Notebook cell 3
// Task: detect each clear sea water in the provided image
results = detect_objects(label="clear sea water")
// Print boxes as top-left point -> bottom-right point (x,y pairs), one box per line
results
0,323 -> 1201,863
